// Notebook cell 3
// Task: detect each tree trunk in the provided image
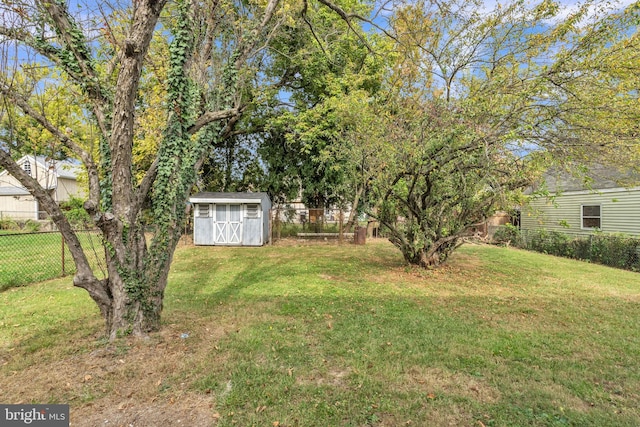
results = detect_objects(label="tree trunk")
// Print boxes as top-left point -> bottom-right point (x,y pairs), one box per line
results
343,185 -> 364,233
105,272 -> 165,340
96,220 -> 176,340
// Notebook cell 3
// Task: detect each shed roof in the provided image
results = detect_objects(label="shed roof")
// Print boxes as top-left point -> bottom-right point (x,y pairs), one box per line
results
189,192 -> 271,205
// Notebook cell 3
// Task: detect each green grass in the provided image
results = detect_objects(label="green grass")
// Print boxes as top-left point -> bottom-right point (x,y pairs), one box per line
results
0,231 -> 105,290
0,241 -> 639,426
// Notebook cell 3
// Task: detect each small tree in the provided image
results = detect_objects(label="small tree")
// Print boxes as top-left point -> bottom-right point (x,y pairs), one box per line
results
364,0 -> 592,267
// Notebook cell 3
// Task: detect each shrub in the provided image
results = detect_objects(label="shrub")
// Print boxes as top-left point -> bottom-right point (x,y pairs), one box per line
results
22,219 -> 41,233
590,234 -> 640,270
492,224 -> 521,246
569,238 -> 591,261
0,217 -> 19,231
527,229 -> 573,258
523,229 -> 640,272
60,196 -> 91,227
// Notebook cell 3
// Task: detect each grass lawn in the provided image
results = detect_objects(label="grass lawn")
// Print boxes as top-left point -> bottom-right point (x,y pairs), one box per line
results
0,231 -> 106,290
0,240 -> 638,426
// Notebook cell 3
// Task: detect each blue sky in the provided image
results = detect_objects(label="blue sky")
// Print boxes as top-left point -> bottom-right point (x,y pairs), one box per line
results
489,0 -> 637,21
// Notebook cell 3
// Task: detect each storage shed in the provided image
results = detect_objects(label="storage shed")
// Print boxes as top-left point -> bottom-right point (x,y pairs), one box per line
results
189,192 -> 271,246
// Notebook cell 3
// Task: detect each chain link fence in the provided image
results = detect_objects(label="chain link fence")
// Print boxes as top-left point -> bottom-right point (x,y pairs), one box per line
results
269,206 -> 379,243
493,226 -> 640,272
0,230 -> 106,291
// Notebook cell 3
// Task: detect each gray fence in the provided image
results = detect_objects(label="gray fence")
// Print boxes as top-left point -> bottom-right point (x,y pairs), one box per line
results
0,230 -> 106,290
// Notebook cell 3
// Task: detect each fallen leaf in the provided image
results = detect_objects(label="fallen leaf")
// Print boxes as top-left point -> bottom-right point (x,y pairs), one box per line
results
272,422 -> 280,427
427,393 -> 436,399
84,375 -> 92,382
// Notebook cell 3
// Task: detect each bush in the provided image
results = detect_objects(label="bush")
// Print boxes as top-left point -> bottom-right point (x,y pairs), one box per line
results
0,217 -> 19,231
590,234 -> 640,270
492,224 -> 521,246
60,196 -> 91,227
569,238 -> 591,260
522,229 -> 640,272
22,219 -> 41,233
527,229 -> 573,258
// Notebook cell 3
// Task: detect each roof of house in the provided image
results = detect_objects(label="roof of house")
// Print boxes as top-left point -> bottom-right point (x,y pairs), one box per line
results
0,186 -> 31,196
540,164 -> 640,193
0,155 -> 82,181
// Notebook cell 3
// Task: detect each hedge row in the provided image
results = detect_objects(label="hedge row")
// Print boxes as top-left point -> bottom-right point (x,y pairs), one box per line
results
493,225 -> 640,272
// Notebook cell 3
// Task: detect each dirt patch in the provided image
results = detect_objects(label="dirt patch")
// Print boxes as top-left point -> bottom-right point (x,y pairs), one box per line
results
72,393 -> 216,427
402,366 -> 501,404
295,368 -> 351,388
318,273 -> 340,281
0,322 -> 229,427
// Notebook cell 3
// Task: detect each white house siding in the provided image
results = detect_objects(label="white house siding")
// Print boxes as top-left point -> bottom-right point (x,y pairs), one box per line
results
0,194 -> 37,220
55,177 -> 82,201
0,156 -> 83,219
521,187 -> 640,236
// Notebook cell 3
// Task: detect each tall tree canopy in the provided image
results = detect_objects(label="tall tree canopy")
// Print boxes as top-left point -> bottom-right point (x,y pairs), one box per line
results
358,0 -> 640,267
0,0 -> 375,339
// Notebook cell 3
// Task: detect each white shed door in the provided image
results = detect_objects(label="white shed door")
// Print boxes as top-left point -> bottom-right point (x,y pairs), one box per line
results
215,204 -> 242,244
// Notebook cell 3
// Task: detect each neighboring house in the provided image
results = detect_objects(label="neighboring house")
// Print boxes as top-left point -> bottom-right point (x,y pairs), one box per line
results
521,165 -> 640,236
189,192 -> 271,246
0,155 -> 84,220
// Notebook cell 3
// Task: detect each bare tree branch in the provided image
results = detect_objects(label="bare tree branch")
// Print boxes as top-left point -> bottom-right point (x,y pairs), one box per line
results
0,81 -> 101,205
188,107 -> 242,135
316,0 -> 374,53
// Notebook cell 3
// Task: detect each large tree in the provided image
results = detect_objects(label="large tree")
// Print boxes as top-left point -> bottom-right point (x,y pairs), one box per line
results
0,0 -> 371,339
256,0 -> 385,211
363,0 -> 640,267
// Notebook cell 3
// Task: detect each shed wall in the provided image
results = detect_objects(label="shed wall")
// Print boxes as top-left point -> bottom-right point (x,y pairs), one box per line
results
192,200 -> 269,246
243,217 -> 262,246
193,204 -> 214,245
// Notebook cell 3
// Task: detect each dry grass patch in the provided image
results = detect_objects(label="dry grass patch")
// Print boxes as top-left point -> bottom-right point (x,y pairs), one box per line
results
401,366 -> 501,404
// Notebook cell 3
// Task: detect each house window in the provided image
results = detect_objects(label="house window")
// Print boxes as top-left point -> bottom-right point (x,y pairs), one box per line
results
581,205 -> 601,229
23,161 -> 31,176
246,204 -> 259,218
197,204 -> 210,217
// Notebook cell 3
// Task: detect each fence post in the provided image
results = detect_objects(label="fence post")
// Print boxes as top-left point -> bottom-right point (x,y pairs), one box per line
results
61,233 -> 65,277
269,209 -> 273,245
